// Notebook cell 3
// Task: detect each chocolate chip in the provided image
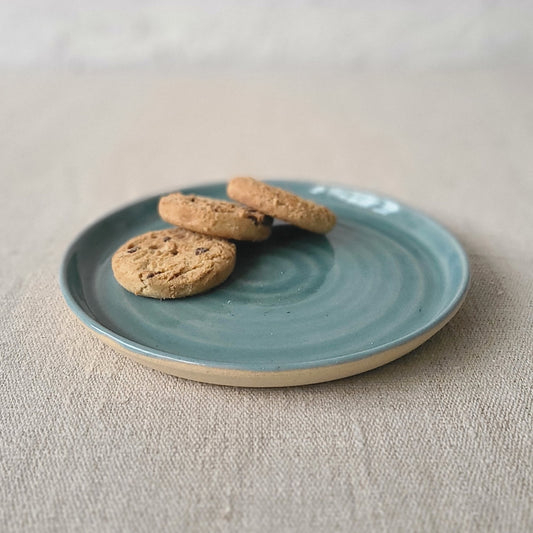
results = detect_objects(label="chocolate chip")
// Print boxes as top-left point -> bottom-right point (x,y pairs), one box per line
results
195,247 -> 209,255
246,212 -> 273,226
127,247 -> 138,253
143,270 -> 162,279
163,236 -> 171,242
246,213 -> 259,225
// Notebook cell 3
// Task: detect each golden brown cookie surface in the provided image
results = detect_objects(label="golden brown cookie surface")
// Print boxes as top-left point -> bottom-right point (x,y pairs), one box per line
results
227,177 -> 336,234
111,228 -> 236,299
158,193 -> 272,241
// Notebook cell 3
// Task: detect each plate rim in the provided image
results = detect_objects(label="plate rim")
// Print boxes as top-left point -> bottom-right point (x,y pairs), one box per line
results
59,180 -> 470,380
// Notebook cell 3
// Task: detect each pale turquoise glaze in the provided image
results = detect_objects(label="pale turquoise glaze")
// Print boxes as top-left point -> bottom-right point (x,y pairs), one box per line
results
60,181 -> 470,373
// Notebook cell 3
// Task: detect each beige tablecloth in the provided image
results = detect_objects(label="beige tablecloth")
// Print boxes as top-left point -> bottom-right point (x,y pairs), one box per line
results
1,69 -> 532,532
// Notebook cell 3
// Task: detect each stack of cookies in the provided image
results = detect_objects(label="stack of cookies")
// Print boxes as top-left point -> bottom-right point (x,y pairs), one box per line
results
112,177 -> 336,299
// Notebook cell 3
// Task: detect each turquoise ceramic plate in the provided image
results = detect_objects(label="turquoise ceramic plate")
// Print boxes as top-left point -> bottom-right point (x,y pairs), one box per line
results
60,181 -> 469,387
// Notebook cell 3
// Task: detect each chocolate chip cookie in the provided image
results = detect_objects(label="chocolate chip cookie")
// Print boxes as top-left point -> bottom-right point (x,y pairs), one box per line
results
158,192 -> 273,241
111,228 -> 236,299
227,177 -> 336,234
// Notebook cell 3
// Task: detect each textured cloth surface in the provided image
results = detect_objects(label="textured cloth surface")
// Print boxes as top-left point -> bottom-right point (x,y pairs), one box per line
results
2,1 -> 533,70
1,69 -> 532,532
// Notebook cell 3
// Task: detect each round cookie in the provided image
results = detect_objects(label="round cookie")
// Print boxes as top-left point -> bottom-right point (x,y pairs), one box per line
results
158,193 -> 273,242
227,177 -> 337,234
111,228 -> 236,299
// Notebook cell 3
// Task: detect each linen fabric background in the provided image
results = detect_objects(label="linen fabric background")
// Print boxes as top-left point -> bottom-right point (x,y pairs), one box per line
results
1,2 -> 532,532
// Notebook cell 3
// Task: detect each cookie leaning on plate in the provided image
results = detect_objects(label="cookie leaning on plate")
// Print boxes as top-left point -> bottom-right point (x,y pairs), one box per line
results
158,193 -> 273,241
111,228 -> 236,299
227,177 -> 337,234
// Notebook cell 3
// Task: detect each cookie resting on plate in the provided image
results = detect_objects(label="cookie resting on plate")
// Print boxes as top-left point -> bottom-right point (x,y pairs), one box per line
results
227,177 -> 337,234
158,192 -> 273,242
111,228 -> 236,299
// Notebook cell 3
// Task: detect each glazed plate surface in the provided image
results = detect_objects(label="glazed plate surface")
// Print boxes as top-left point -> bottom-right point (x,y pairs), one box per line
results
60,181 -> 469,387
